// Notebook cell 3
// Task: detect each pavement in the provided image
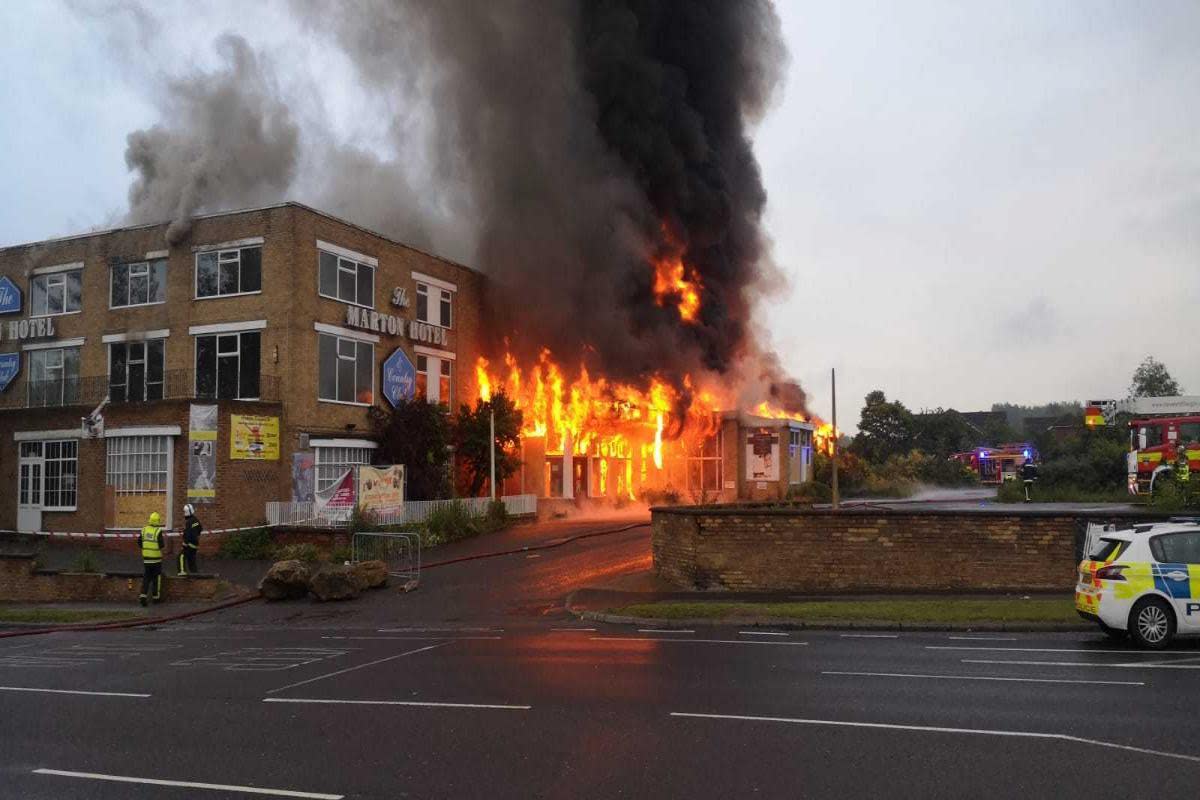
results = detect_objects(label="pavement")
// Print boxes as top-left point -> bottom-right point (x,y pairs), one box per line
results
3,513 -> 1199,799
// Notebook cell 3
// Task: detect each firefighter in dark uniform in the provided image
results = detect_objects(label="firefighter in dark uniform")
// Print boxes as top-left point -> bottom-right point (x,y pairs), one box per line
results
1020,459 -> 1039,502
139,512 -> 167,606
178,504 -> 202,576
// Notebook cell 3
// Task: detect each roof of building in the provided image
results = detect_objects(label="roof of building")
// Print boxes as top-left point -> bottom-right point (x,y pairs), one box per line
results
0,201 -> 484,280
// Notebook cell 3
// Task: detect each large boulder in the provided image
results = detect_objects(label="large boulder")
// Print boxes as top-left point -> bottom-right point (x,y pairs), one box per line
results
352,560 -> 389,590
309,564 -> 361,602
258,560 -> 311,601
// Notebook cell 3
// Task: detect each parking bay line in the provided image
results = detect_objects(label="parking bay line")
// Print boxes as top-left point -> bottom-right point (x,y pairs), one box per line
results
669,713 -> 1200,764
321,636 -> 502,641
739,631 -> 790,637
637,629 -> 695,634
264,698 -> 530,711
928,646 -> 1198,655
840,634 -> 899,639
591,637 -> 809,646
266,644 -> 446,695
0,686 -> 151,698
963,658 -> 1200,670
822,670 -> 1144,687
33,768 -> 342,799
947,636 -> 1018,641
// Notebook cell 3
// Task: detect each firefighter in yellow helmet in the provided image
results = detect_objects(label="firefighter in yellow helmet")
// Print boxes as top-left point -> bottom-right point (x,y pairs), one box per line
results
138,511 -> 167,606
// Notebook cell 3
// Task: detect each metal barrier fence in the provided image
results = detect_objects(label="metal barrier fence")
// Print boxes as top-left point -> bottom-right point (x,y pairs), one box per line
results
352,531 -> 421,590
266,494 -> 538,529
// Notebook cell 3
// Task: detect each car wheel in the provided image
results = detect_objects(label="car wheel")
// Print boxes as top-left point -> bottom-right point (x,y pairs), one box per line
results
1128,598 -> 1175,650
1097,622 -> 1126,641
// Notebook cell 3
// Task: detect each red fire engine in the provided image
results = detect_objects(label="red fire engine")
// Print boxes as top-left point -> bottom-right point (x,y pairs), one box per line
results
1085,397 -> 1200,494
950,443 -> 1037,484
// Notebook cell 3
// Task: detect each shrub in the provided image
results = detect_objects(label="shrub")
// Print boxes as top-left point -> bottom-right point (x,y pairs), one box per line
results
1151,480 -> 1200,511
273,543 -> 322,563
349,505 -> 380,533
217,528 -> 274,560
995,480 -> 1026,503
328,545 -> 353,564
424,502 -> 480,545
482,499 -> 509,533
640,486 -> 682,506
70,551 -> 100,573
787,482 -> 831,503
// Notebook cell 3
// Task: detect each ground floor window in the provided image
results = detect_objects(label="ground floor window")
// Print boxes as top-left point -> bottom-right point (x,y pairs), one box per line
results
788,429 -> 813,484
18,439 -> 78,510
106,435 -> 170,493
686,431 -> 723,494
313,444 -> 375,493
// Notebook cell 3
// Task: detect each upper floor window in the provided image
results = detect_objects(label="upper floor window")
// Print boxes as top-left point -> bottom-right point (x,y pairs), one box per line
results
195,331 -> 261,400
319,250 -> 374,308
415,283 -> 452,328
109,340 -> 165,403
30,270 -> 82,316
196,245 -> 262,298
28,346 -> 81,407
318,332 -> 373,405
414,354 -> 452,406
111,259 -> 166,308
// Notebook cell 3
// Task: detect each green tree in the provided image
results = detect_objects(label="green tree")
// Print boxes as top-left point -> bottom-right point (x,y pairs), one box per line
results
851,390 -> 914,464
368,399 -> 451,500
912,408 -> 976,457
453,391 -> 524,497
1129,356 -> 1181,397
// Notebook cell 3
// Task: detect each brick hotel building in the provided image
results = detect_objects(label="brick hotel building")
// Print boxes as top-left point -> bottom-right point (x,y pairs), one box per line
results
0,203 -> 485,533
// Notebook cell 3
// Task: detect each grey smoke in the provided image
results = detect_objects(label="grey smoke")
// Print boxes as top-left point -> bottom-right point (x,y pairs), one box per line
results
116,1 -> 802,411
124,34 -> 299,244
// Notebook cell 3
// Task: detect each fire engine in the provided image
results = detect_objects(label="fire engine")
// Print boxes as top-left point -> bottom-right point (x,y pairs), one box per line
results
950,443 -> 1037,484
1085,396 -> 1200,494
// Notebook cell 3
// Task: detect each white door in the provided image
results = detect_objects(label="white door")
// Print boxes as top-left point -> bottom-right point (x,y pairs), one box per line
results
17,450 -> 43,532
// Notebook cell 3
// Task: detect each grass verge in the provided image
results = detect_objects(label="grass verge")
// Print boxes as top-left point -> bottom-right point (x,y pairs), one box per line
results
0,607 -> 145,625
610,597 -> 1078,624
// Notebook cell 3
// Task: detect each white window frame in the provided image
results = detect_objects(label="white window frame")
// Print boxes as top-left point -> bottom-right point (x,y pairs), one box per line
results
29,269 -> 82,317
686,429 -> 724,493
318,244 -> 375,309
194,244 -> 263,300
111,259 -> 166,309
415,282 -> 453,329
108,339 -> 166,402
317,332 -> 375,406
313,444 -> 376,493
105,434 -> 173,529
18,439 -> 78,512
27,346 -> 81,407
192,330 -> 261,401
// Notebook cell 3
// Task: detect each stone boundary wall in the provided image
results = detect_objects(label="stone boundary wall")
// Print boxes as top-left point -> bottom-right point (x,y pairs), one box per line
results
0,553 -> 230,604
651,506 -> 1174,593
1,528 -> 352,558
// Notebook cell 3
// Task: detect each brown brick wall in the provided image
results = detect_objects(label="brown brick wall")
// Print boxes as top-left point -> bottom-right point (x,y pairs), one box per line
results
652,507 -> 1091,592
0,554 -> 230,603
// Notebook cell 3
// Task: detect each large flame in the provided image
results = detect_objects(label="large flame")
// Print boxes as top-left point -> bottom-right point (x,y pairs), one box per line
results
652,254 -> 702,323
751,401 -> 839,455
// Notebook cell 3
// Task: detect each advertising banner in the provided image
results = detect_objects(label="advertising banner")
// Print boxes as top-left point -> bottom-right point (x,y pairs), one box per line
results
187,404 -> 218,504
291,452 -> 315,502
745,428 -> 780,482
358,465 -> 405,515
382,347 -> 417,408
231,414 -> 280,460
0,352 -> 18,393
315,469 -> 356,514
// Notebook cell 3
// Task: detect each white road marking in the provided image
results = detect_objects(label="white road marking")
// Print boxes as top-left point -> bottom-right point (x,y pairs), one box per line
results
0,686 -> 151,697
821,671 -> 1144,686
322,635 -> 502,641
551,628 -> 597,632
266,644 -> 446,695
668,713 -> 1200,764
174,647 -> 351,672
840,634 -> 899,639
637,629 -> 696,634
378,627 -> 502,633
591,637 -> 808,646
33,768 -> 342,799
928,646 -> 1197,654
963,658 -> 1200,670
739,631 -> 790,637
264,698 -> 530,710
947,636 -> 1018,641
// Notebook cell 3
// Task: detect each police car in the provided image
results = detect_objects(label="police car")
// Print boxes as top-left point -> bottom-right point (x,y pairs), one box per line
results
1076,520 -> 1200,648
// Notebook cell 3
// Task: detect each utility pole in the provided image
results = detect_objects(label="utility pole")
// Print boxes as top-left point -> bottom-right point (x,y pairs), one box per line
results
489,405 -> 497,501
831,367 -> 839,510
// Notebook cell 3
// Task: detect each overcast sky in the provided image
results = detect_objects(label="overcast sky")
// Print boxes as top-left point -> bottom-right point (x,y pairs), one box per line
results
1,1 -> 1196,424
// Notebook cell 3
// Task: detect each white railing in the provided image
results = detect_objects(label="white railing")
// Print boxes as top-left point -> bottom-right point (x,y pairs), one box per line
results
265,494 -> 538,529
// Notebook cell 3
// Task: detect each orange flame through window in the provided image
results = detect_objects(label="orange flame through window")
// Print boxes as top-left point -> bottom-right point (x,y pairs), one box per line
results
652,255 -> 702,323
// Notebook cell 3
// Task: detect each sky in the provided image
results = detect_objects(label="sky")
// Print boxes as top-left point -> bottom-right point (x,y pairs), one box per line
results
1,1 -> 1197,425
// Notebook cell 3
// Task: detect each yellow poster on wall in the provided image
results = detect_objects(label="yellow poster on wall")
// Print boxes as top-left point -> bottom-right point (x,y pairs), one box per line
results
230,414 -> 280,460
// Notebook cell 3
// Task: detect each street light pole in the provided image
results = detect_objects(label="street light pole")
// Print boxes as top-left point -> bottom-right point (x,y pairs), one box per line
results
489,405 -> 497,501
831,367 -> 839,510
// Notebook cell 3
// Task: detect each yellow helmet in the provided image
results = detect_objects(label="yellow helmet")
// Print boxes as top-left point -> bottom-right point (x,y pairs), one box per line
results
149,512 -> 162,526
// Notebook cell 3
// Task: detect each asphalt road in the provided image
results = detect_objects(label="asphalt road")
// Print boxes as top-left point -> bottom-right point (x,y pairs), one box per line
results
2,515 -> 1199,799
